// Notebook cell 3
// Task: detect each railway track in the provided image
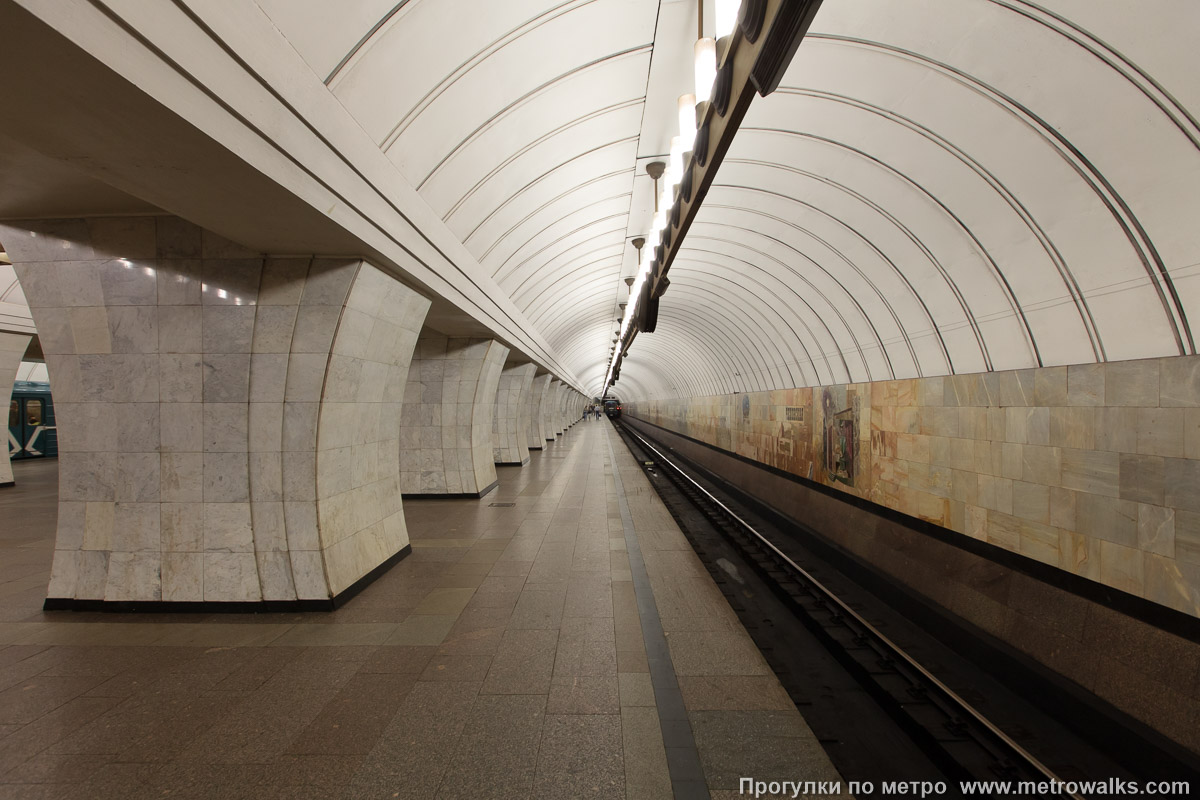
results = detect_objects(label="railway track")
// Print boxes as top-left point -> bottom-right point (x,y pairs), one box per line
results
611,419 -> 1197,799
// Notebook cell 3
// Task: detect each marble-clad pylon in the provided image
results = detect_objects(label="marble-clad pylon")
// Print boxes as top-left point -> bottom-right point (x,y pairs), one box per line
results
400,332 -> 509,496
2,216 -> 430,605
492,361 -> 535,465
546,379 -> 563,438
528,373 -> 551,449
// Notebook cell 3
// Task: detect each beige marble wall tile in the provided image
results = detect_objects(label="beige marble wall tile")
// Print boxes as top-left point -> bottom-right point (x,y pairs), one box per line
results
1060,448 -> 1118,497
1067,363 -> 1105,406
1158,357 -> 1200,407
1137,505 -> 1175,558
1135,407 -> 1184,457
1176,510 -> 1200,565
1049,406 -> 1094,450
1104,359 -> 1160,407
1076,493 -> 1138,548
1059,530 -> 1101,580
1100,540 -> 1145,595
1143,553 -> 1200,616
1012,481 -> 1050,524
1119,453 -> 1164,505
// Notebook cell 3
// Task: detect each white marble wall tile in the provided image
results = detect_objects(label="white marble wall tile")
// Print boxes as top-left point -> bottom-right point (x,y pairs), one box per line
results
82,501 -> 114,551
160,354 -> 203,402
203,552 -> 261,602
99,260 -> 158,306
282,402 -> 319,451
251,501 -> 288,552
159,304 -> 203,354
161,503 -> 204,551
160,404 -> 201,452
56,503 -> 86,551
203,404 -> 248,452
284,352 -> 328,402
115,453 -> 160,502
289,550 -> 327,600
256,551 -> 297,601
248,353 -> 288,403
302,259 -> 359,306
114,503 -> 160,551
258,258 -> 308,305
108,306 -> 158,353
283,501 -> 320,551
162,552 -> 204,601
251,305 -> 297,353
69,307 -> 112,354
200,447 -> 248,501
248,452 -> 283,502
104,553 -> 161,601
156,260 -> 204,306
202,354 -> 250,402
203,501 -> 254,552
161,453 -> 203,502
54,266 -> 103,309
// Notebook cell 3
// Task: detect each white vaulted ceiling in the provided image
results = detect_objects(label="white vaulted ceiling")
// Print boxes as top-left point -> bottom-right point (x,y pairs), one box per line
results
259,0 -> 662,391
613,0 -> 1200,399
255,0 -> 1200,400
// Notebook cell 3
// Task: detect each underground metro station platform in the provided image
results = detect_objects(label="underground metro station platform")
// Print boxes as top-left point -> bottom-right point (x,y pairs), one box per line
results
2,0 -> 1200,797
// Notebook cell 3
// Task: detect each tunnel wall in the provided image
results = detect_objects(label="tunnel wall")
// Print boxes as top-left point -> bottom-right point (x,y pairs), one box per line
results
622,405 -> 1200,755
627,355 -> 1200,620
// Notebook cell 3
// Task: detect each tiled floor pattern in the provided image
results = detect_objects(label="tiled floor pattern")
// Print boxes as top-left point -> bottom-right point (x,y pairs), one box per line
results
0,423 -> 845,798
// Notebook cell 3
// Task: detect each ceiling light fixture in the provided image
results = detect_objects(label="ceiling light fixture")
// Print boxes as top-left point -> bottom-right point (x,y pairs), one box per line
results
694,37 -> 717,102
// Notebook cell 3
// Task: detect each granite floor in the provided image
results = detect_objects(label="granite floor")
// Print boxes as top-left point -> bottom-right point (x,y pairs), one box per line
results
0,423 -> 845,799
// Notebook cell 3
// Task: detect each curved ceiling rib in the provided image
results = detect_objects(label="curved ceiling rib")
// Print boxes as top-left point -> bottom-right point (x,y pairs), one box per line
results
463,143 -> 637,245
375,0 -> 610,148
672,251 -> 843,387
473,169 -> 634,259
661,280 -> 797,391
744,127 -> 1035,372
502,215 -> 627,292
774,87 -> 1105,362
445,101 -> 642,223
687,230 -> 884,384
701,198 -> 924,379
411,47 -> 651,189
671,267 -> 811,388
604,0 -> 1199,398
253,0 -> 1200,400
679,252 -> 853,386
805,34 -> 1193,356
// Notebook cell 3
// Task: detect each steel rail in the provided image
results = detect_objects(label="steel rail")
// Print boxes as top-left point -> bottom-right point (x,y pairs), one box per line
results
619,421 -> 1084,800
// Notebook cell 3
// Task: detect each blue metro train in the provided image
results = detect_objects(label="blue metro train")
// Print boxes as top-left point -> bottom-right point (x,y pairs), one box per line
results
8,381 -> 57,460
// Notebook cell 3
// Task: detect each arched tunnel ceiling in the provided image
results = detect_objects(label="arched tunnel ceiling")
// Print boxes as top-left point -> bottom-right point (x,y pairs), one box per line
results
258,0 -> 1200,400
258,0 -> 666,390
615,0 -> 1200,400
